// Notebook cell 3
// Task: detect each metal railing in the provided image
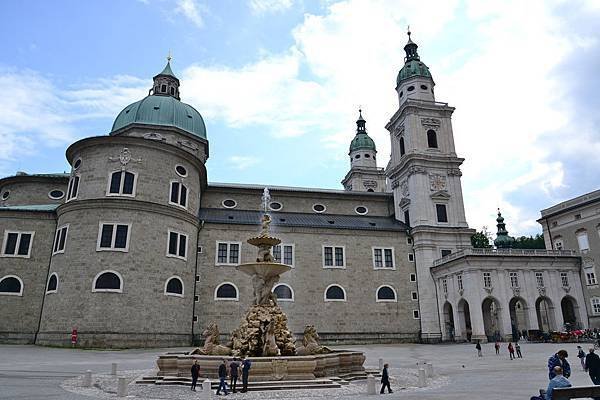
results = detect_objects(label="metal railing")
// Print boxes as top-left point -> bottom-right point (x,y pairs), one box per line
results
432,248 -> 579,267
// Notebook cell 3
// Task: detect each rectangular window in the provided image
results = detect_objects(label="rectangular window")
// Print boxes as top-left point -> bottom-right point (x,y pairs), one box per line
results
408,253 -> 414,262
372,247 -> 395,269
167,230 -> 188,260
273,244 -> 294,267
441,249 -> 452,258
436,204 -> 448,223
535,272 -> 544,287
97,223 -> 130,252
413,310 -> 420,319
457,274 -> 463,290
575,214 -> 582,220
509,272 -> 519,288
411,291 -> 418,301
585,266 -> 597,285
53,225 -> 69,255
577,232 -> 590,252
169,181 -> 188,208
404,210 -> 410,226
66,175 -> 80,201
215,242 -> 241,266
323,246 -> 345,268
410,273 -> 417,282
442,278 -> 448,294
592,298 -> 600,315
560,272 -> 569,287
483,272 -> 492,288
194,295 -> 199,302
407,237 -> 412,245
107,171 -> 136,196
2,231 -> 34,258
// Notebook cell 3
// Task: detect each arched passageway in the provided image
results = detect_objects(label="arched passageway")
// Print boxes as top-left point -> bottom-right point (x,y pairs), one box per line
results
536,297 -> 556,332
457,299 -> 472,341
482,297 -> 503,342
509,297 -> 530,340
561,296 -> 579,330
443,302 -> 455,341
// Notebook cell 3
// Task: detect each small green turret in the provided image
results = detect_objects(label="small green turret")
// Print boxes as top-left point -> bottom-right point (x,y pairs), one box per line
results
349,110 -> 377,153
494,209 -> 515,249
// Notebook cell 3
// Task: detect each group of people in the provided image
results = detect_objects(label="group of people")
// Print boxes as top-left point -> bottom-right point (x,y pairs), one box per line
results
475,340 -> 523,358
189,357 -> 252,395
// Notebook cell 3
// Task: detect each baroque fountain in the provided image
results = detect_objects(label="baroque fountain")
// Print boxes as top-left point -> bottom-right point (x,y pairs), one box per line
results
152,189 -> 367,385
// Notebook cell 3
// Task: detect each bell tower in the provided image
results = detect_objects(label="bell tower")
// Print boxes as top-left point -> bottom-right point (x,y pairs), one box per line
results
385,30 -> 474,342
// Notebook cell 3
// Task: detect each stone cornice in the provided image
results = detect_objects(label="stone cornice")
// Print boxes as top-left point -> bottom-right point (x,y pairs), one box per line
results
57,198 -> 199,226
385,153 -> 465,180
386,100 -> 455,131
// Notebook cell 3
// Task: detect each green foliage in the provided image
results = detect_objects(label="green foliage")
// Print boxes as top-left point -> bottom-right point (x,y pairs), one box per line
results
471,229 -> 492,248
511,233 -> 546,249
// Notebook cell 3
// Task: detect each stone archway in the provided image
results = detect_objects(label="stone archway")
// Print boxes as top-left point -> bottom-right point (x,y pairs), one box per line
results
536,296 -> 556,332
561,296 -> 579,330
443,302 -> 455,341
509,297 -> 530,340
482,297 -> 503,342
457,299 -> 472,342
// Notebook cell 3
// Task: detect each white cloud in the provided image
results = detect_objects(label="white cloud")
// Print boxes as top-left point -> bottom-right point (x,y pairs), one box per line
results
228,156 -> 261,170
175,0 -> 205,28
249,0 -> 294,14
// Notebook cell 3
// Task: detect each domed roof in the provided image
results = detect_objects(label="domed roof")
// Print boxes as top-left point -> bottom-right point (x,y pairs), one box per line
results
396,59 -> 432,86
349,110 -> 376,152
111,95 -> 207,139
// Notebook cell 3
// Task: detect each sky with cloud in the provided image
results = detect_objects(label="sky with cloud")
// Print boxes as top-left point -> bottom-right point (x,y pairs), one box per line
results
0,0 -> 599,235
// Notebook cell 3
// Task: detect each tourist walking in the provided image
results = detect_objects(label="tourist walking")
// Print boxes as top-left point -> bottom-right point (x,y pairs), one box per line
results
380,363 -> 393,394
229,358 -> 240,393
240,357 -> 252,393
190,360 -> 200,391
216,359 -> 229,396
585,348 -> 600,385
508,342 -> 515,360
494,341 -> 500,355
548,350 -> 571,379
578,346 -> 586,370
476,340 -> 482,357
516,342 -> 523,358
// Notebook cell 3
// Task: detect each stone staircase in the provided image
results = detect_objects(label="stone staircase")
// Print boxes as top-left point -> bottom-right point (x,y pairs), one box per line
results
136,376 -> 343,391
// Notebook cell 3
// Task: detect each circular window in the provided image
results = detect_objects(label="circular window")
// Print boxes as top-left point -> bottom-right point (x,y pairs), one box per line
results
175,165 -> 187,177
48,190 -> 65,200
407,86 -> 415,92
222,199 -> 237,208
355,206 -> 368,215
354,154 -> 361,159
399,91 -> 403,97
73,158 -> 82,170
364,154 -> 370,158
420,84 -> 428,90
1,191 -> 9,200
269,202 -> 283,211
312,204 -> 326,213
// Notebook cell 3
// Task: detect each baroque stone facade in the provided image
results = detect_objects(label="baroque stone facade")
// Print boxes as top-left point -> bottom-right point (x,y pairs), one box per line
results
0,35 -> 592,347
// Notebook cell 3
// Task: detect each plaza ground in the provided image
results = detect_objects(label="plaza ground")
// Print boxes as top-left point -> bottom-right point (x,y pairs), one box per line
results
1,342 -> 598,399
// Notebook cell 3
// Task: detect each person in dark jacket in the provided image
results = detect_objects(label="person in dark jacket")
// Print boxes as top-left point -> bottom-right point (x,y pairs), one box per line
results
515,342 -> 523,358
476,340 -> 482,357
240,357 -> 252,393
216,359 -> 229,396
380,363 -> 393,394
508,342 -> 515,360
578,346 -> 586,370
190,360 -> 200,391
548,350 -> 571,380
585,348 -> 600,385
229,358 -> 240,393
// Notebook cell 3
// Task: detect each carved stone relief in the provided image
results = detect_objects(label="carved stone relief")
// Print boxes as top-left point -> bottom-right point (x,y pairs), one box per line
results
363,180 -> 378,190
429,173 -> 447,192
421,118 -> 441,129
400,180 -> 409,197
108,147 -> 142,167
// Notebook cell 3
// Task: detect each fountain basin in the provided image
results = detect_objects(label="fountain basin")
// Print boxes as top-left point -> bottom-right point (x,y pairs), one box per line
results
247,236 -> 281,247
237,262 -> 292,278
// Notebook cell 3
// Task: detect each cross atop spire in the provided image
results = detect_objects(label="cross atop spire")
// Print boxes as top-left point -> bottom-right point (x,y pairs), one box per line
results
167,50 -> 172,63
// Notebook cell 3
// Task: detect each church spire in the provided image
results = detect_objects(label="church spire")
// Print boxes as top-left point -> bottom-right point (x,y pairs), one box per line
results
494,209 -> 515,248
404,27 -> 420,62
151,55 -> 181,100
356,108 -> 366,133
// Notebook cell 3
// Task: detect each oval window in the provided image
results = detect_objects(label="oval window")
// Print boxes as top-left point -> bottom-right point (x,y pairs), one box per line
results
399,91 -> 403,97
355,206 -> 368,215
73,159 -> 82,170
420,84 -> 428,90
175,165 -> 187,177
407,86 -> 415,92
269,202 -> 283,211
364,154 -> 370,158
1,191 -> 9,200
312,204 -> 326,213
222,199 -> 237,208
48,190 -> 65,200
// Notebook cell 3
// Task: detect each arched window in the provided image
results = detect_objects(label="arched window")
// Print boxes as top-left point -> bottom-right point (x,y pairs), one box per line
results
273,283 -> 294,301
324,284 -> 346,302
165,276 -> 184,297
215,282 -> 239,301
108,171 -> 136,196
427,130 -> 438,148
46,273 -> 58,294
92,271 -> 123,293
376,285 -> 397,302
399,137 -> 405,156
0,275 -> 23,296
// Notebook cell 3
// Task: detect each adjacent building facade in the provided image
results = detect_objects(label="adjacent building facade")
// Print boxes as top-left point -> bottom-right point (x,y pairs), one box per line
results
0,34 -> 592,347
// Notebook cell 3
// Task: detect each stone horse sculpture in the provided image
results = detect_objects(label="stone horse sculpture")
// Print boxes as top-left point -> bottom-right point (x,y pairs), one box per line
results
295,325 -> 331,355
190,322 -> 232,355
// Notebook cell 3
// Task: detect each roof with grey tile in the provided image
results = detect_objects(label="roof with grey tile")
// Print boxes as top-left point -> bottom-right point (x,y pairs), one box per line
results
199,208 -> 408,231
208,182 -> 392,197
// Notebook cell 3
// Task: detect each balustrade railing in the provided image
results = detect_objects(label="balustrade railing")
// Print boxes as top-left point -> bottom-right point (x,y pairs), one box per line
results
432,248 -> 578,267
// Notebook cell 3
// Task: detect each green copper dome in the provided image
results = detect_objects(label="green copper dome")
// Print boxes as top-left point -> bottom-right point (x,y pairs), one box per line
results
396,59 -> 432,86
111,95 -> 207,139
349,110 -> 376,152
493,209 -> 515,249
110,61 -> 207,139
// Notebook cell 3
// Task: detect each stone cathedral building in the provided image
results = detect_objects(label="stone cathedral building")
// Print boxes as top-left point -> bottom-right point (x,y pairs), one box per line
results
0,34 -> 592,347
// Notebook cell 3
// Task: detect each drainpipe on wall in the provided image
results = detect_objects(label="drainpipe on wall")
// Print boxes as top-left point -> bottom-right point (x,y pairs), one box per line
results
545,218 -> 554,250
35,214 -> 58,344
191,219 -> 204,346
